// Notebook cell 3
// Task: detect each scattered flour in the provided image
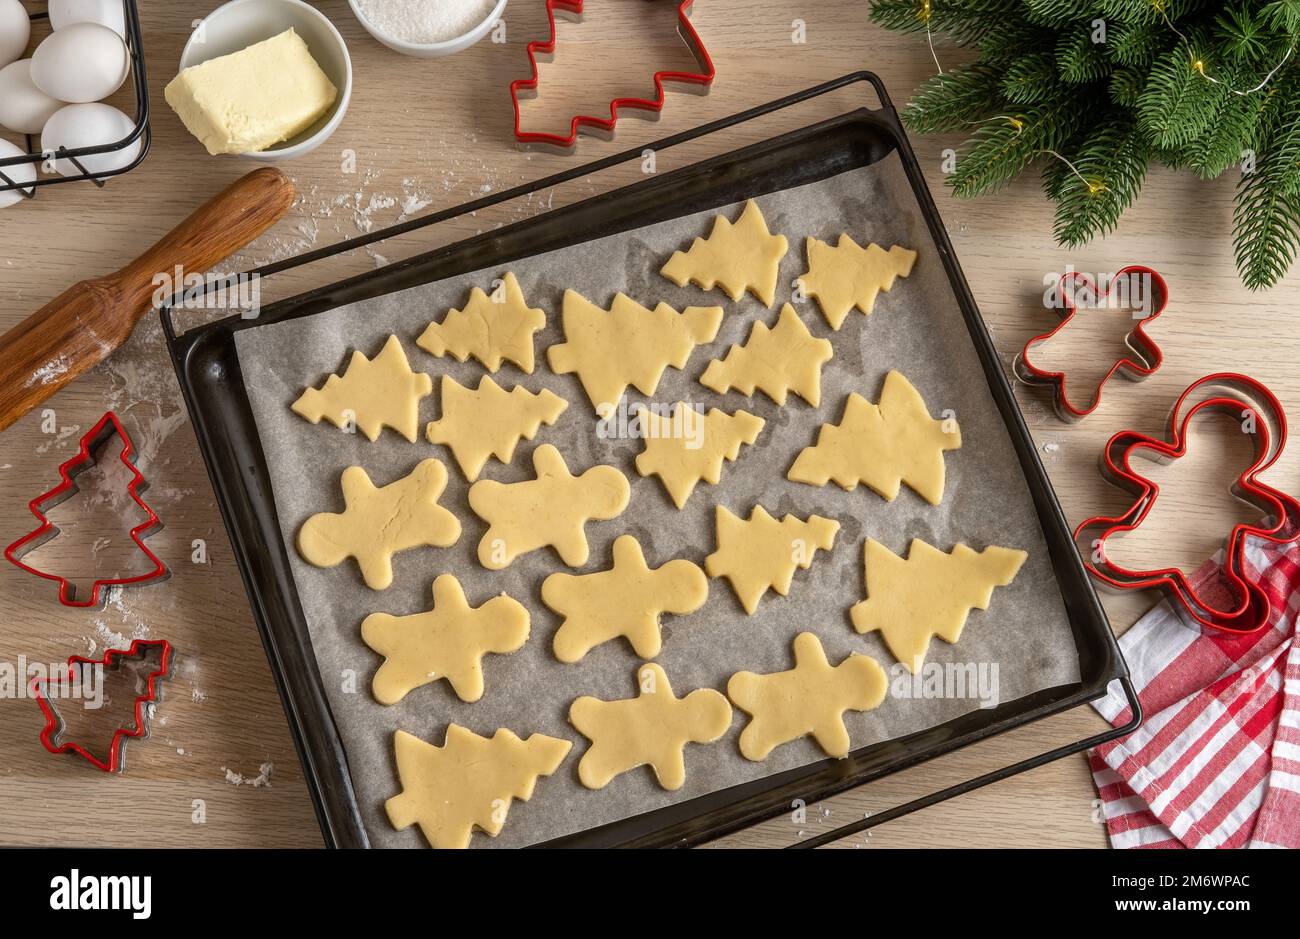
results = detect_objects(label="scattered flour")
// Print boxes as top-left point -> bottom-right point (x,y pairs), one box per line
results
24,353 -> 70,388
34,423 -> 82,455
223,762 -> 273,787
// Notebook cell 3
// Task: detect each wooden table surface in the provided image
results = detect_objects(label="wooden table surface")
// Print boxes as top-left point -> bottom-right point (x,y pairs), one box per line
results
2,0 -> 1297,849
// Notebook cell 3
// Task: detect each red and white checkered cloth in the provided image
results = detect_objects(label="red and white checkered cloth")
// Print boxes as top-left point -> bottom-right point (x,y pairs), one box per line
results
1089,536 -> 1300,849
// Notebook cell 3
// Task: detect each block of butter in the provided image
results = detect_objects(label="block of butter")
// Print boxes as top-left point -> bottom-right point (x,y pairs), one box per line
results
165,28 -> 338,155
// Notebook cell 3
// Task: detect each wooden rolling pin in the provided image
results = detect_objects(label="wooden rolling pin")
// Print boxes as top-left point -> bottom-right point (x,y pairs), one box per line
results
0,167 -> 296,434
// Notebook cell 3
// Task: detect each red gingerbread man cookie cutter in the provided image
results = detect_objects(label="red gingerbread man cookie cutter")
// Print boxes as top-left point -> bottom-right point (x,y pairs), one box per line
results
1014,265 -> 1169,422
509,0 -> 715,151
1075,373 -> 1300,635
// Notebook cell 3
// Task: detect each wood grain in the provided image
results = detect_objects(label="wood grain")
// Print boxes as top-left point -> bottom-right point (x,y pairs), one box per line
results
1,0 -> 1297,849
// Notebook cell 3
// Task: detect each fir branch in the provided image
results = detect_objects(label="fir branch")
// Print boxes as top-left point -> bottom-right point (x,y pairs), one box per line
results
869,0 -> 1021,43
1096,0 -> 1215,28
1044,121 -> 1151,245
1057,23 -> 1112,83
1001,53 -> 1058,103
980,21 -> 1060,63
1109,66 -> 1146,105
1260,0 -> 1300,35
948,98 -> 1084,197
1217,4 -> 1273,63
1234,76 -> 1300,288
1024,0 -> 1093,29
1106,19 -> 1165,67
902,64 -> 1004,134
1179,69 -> 1265,178
1136,39 -> 1219,147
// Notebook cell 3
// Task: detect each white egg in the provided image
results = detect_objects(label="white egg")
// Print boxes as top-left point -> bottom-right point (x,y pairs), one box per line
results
31,22 -> 129,104
42,102 -> 142,179
0,138 -> 36,208
0,0 -> 30,70
0,60 -> 64,134
48,0 -> 127,38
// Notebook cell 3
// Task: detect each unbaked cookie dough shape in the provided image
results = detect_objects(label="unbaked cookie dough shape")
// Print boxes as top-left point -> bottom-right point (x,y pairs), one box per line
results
361,575 -> 530,705
467,444 -> 630,570
297,459 -> 461,590
850,538 -> 1027,673
660,199 -> 789,307
634,402 -> 765,509
291,334 -> 431,442
798,234 -> 917,330
385,725 -> 571,849
699,303 -> 833,407
727,631 -> 887,760
705,505 -> 839,615
426,375 -> 569,481
544,534 -> 708,662
569,663 -> 732,791
789,370 -> 961,506
547,290 -> 723,413
416,272 -> 546,374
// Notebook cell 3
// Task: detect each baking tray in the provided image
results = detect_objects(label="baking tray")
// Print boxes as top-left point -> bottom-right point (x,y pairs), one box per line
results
162,72 -> 1141,849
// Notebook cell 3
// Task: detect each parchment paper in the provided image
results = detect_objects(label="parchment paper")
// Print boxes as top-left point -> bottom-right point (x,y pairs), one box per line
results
233,153 -> 1082,848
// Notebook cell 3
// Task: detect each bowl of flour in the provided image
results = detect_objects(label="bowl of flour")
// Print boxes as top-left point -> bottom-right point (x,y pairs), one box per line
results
348,0 -> 506,57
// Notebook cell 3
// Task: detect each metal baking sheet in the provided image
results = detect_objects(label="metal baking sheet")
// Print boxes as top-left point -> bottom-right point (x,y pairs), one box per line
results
228,150 -> 1082,848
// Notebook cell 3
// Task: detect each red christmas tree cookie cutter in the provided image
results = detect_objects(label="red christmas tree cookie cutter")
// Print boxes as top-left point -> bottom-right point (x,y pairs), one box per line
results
1075,373 -> 1300,635
509,0 -> 715,151
32,639 -> 173,773
1014,265 -> 1169,422
4,411 -> 168,608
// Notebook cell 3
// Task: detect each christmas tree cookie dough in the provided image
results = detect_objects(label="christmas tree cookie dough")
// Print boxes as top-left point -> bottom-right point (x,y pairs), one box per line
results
569,663 -> 732,791
297,459 -> 460,590
416,272 -> 546,374
798,234 -> 917,330
789,370 -> 961,505
660,199 -> 789,307
291,334 -> 431,442
544,535 -> 708,662
467,444 -> 630,570
547,290 -> 723,413
699,304 -> 833,407
727,632 -> 887,760
634,402 -> 765,509
426,375 -> 568,481
361,575 -> 530,705
385,725 -> 571,849
850,539 -> 1027,672
705,505 -> 839,614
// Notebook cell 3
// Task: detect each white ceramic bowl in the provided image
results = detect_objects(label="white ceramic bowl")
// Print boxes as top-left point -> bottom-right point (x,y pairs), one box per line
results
177,0 -> 352,161
348,0 -> 507,58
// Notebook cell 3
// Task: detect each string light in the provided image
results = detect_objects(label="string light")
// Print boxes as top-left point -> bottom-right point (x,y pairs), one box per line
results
917,0 -> 943,75
915,5 -> 1105,195
1154,0 -> 1295,97
1042,149 -> 1109,196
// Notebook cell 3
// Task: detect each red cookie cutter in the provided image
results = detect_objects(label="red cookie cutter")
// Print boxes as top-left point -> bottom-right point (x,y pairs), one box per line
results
4,411 -> 168,607
509,0 -> 715,151
1014,265 -> 1169,422
32,639 -> 173,773
1075,373 -> 1300,635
